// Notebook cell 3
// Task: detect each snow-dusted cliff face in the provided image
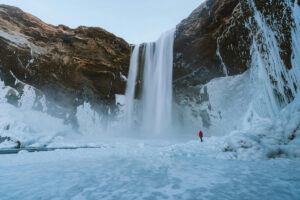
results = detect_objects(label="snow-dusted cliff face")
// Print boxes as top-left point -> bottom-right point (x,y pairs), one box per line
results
174,0 -> 300,158
175,0 -> 300,129
0,5 -> 130,147
174,0 -> 299,88
0,5 -> 130,121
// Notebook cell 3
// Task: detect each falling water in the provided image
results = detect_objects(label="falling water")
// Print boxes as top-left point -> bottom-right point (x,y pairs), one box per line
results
124,29 -> 175,133
142,29 -> 175,133
124,44 -> 140,128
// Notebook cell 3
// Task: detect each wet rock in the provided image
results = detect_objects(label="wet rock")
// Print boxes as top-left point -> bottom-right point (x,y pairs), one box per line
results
5,88 -> 19,105
0,136 -> 21,148
174,0 -> 247,88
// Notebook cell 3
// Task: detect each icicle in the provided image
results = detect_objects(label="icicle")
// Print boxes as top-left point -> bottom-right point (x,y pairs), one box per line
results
216,37 -> 229,76
247,0 -> 300,118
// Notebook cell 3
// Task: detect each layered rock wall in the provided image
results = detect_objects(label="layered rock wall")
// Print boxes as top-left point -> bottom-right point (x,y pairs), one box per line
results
173,0 -> 298,100
173,0 -> 300,131
0,5 -> 130,116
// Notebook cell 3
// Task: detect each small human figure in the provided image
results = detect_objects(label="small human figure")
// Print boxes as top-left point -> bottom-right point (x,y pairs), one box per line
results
199,130 -> 203,142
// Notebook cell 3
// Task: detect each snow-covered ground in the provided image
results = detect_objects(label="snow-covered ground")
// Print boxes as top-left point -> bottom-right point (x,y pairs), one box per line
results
1,139 -> 300,200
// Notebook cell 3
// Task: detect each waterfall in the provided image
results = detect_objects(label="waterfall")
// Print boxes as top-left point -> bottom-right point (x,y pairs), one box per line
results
124,29 -> 175,133
124,44 -> 140,128
142,29 -> 175,133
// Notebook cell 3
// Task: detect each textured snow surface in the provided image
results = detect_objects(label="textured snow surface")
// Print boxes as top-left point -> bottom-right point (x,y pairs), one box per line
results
220,92 -> 300,160
0,140 -> 300,200
0,103 -> 73,147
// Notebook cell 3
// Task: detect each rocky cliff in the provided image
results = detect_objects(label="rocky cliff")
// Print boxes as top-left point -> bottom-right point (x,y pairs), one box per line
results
173,0 -> 298,104
0,5 -> 130,118
174,0 -> 245,86
1,1 -> 299,126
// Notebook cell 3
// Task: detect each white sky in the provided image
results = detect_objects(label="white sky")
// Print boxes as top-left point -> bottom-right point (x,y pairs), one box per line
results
1,0 -> 204,44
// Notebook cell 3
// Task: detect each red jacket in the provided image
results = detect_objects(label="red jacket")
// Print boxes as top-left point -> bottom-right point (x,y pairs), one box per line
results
199,131 -> 203,138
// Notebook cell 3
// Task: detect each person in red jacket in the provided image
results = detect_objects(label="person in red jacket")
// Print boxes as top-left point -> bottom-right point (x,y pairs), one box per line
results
199,130 -> 203,142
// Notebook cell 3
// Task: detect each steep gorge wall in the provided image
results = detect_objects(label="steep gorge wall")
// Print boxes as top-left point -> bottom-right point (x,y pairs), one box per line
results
174,0 -> 298,97
0,5 -> 130,119
174,0 -> 248,86
173,0 -> 300,134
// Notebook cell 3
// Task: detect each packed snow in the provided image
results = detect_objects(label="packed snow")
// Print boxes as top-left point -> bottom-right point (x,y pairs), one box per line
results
1,139 -> 300,200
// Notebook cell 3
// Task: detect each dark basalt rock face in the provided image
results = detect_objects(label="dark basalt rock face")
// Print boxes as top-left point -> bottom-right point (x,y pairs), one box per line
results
173,0 -> 252,90
173,0 -> 298,128
173,0 -> 297,102
246,0 -> 297,104
0,5 -> 130,117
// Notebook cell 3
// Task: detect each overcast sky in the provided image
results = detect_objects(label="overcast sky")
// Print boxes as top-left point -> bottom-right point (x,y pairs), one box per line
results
1,0 -> 204,44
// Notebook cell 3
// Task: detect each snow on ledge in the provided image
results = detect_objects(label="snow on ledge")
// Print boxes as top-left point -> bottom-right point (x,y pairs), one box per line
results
0,29 -> 46,55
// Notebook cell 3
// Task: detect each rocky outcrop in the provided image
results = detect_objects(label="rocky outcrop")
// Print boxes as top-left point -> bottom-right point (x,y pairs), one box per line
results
0,5 -> 130,115
0,136 -> 21,148
173,0 -> 250,88
173,0 -> 299,131
173,0 -> 298,102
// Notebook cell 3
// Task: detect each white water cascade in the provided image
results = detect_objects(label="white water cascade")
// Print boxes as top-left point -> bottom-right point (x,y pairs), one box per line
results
124,44 -> 140,128
124,29 -> 175,133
